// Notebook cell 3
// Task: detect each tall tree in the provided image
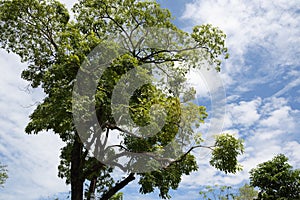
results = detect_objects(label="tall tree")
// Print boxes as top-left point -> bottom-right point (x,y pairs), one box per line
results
0,162 -> 8,187
250,154 -> 300,199
0,0 -> 243,199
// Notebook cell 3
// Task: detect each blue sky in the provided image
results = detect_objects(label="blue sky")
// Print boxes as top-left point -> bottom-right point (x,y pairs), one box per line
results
0,0 -> 299,199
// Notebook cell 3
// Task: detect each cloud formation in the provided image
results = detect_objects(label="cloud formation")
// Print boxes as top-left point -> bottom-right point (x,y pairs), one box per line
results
0,50 -> 68,200
182,0 -> 300,92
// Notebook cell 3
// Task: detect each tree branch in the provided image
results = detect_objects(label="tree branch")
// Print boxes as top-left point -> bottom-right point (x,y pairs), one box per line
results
166,144 -> 215,168
137,46 -> 198,62
100,173 -> 135,200
105,122 -> 143,139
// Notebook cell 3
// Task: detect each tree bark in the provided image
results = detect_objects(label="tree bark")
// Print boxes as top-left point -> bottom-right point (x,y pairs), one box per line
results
87,177 -> 97,200
71,133 -> 84,200
100,173 -> 135,200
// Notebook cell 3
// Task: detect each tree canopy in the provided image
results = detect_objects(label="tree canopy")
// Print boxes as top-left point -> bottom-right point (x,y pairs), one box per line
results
250,154 -> 300,199
0,0 -> 244,199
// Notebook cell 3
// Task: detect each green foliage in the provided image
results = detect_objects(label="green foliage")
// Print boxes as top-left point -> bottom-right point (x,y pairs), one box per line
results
191,24 -> 229,71
0,0 -> 70,87
210,134 -> 244,174
139,154 -> 198,199
0,162 -> 8,187
199,185 -> 236,200
199,183 -> 257,200
0,0 -> 242,199
110,192 -> 123,200
250,154 -> 300,199
235,184 -> 258,200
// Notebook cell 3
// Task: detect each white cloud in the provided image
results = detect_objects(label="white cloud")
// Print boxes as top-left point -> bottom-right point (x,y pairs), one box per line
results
0,50 -> 68,200
225,98 -> 262,128
182,0 -> 300,90
260,106 -> 293,129
234,96 -> 299,165
282,141 -> 300,168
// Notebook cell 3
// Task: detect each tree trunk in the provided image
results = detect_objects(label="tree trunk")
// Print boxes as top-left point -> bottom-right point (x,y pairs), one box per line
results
87,177 -> 97,200
71,133 -> 84,200
100,173 -> 135,200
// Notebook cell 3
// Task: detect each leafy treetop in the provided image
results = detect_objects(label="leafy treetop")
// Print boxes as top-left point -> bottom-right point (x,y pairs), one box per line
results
250,154 -> 300,200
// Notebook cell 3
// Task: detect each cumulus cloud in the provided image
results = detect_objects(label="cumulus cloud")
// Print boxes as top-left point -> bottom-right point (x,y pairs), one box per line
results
225,98 -> 262,128
182,0 -> 300,92
0,50 -> 68,200
182,0 -> 300,59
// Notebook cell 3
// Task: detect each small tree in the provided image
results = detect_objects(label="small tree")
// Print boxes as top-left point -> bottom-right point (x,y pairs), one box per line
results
199,183 -> 257,200
250,154 -> 300,199
235,184 -> 258,200
0,162 -> 8,187
199,185 -> 236,200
